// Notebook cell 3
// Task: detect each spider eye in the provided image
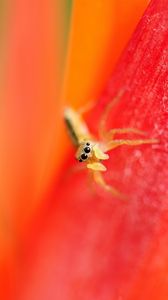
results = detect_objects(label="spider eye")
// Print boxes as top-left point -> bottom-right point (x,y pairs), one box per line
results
86,142 -> 90,146
81,153 -> 88,160
79,159 -> 83,162
84,146 -> 90,153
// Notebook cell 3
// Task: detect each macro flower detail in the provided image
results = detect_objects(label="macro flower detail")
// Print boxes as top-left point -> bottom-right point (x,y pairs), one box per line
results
1,0 -> 168,300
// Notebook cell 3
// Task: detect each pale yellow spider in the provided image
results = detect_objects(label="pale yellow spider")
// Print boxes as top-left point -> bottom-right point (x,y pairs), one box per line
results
64,93 -> 158,198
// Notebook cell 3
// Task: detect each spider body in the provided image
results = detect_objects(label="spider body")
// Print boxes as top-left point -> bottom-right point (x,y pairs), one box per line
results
64,94 -> 158,198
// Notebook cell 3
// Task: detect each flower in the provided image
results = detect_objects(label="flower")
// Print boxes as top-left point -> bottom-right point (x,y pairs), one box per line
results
1,0 -> 167,299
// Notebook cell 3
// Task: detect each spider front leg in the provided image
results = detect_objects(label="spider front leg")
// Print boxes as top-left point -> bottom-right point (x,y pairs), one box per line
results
103,138 -> 158,152
103,127 -> 147,141
98,90 -> 147,141
98,90 -> 124,139
77,100 -> 96,115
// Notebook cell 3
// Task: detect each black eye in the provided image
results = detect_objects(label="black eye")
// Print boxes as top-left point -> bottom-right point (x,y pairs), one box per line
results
79,159 -> 83,162
86,142 -> 90,146
84,146 -> 90,153
81,153 -> 88,160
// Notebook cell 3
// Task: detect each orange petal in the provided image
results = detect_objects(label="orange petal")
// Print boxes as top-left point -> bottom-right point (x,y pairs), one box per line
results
0,0 -> 62,258
62,0 -> 149,107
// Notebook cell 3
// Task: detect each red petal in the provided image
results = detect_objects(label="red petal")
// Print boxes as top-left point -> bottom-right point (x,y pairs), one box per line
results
18,0 -> 168,299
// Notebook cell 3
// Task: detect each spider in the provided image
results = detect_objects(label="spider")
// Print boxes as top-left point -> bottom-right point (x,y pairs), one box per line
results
64,92 -> 158,199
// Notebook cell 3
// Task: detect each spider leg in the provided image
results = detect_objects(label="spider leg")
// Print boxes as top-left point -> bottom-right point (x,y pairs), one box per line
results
98,89 -> 124,139
93,171 -> 127,200
77,100 -> 96,115
104,138 -> 159,152
86,170 -> 98,197
104,128 -> 147,140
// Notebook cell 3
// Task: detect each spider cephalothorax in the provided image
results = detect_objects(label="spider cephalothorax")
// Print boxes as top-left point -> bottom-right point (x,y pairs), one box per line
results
76,141 -> 93,162
75,140 -> 109,172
